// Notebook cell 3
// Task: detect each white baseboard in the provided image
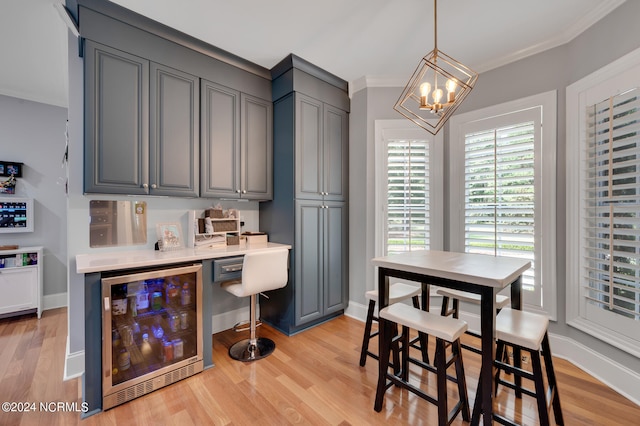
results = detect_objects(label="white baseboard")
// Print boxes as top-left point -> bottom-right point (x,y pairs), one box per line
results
64,336 -> 84,381
43,292 -> 67,312
346,298 -> 640,406
549,334 -> 640,406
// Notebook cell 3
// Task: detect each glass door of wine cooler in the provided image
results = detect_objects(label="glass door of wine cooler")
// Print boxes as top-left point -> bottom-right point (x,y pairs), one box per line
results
101,263 -> 203,409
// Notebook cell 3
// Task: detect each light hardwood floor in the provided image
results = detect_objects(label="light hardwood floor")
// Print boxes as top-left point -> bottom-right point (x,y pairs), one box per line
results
1,307 -> 639,425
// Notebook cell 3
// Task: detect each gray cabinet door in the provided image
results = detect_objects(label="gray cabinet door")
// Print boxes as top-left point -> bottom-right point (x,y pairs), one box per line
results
149,63 -> 199,197
323,104 -> 348,202
294,200 -> 346,326
241,94 -> 273,200
323,201 -> 347,314
295,200 -> 323,325
200,80 -> 240,198
295,93 -> 323,200
84,41 -> 149,195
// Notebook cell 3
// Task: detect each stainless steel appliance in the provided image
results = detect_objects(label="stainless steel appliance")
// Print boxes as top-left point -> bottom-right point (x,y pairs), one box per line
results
101,263 -> 203,410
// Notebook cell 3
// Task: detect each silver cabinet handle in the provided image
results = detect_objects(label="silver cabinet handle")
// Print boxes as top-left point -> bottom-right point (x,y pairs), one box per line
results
242,190 -> 247,194
142,183 -> 149,189
236,189 -> 241,193
151,184 -> 157,189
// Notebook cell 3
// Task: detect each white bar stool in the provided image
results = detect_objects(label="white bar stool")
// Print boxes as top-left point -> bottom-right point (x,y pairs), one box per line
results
471,308 -> 564,426
359,283 -> 429,367
221,248 -> 289,362
374,303 -> 470,426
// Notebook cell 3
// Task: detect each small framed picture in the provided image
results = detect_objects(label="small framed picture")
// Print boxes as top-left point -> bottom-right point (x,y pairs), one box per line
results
156,222 -> 183,251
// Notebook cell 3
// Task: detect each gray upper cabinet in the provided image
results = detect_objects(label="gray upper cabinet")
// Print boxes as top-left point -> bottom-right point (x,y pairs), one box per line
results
149,63 -> 199,197
295,93 -> 347,202
241,93 -> 273,200
201,82 -> 273,200
84,41 -> 149,195
84,41 -> 199,196
200,80 -> 240,198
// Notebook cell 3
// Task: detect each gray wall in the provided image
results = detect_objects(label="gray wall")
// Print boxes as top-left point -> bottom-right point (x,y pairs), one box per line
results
0,94 -> 68,303
348,0 -> 640,374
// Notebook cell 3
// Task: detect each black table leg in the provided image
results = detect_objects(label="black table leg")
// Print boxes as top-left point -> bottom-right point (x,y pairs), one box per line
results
374,268 -> 391,412
510,276 -> 523,397
478,286 -> 496,426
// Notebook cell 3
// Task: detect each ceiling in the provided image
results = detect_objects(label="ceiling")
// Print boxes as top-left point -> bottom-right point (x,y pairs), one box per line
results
0,0 -> 626,108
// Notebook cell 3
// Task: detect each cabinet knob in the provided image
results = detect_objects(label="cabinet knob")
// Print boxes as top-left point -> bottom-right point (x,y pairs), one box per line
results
242,190 -> 247,194
151,184 -> 157,189
236,189 -> 241,193
142,183 -> 148,189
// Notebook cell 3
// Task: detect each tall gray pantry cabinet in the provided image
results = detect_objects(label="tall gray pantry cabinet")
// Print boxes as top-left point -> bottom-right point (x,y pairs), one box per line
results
260,55 -> 349,335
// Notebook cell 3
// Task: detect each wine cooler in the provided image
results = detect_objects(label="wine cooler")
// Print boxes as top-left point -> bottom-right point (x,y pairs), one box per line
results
101,263 -> 203,410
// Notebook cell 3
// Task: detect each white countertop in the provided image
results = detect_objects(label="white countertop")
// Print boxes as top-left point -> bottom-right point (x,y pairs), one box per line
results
371,250 -> 531,289
76,242 -> 291,274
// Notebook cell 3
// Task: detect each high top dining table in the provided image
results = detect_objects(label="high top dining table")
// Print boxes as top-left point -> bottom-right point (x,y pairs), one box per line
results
371,250 -> 531,426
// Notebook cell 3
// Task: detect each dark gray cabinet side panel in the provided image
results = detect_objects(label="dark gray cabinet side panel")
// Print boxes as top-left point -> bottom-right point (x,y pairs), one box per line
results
241,94 -> 273,200
149,63 -> 199,196
324,202 -> 347,314
323,104 -> 348,201
200,80 -> 240,198
295,93 -> 323,200
295,201 -> 323,325
84,41 -> 149,195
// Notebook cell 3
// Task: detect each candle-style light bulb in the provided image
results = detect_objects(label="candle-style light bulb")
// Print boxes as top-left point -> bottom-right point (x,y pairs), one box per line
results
433,88 -> 443,104
419,82 -> 431,108
446,79 -> 457,103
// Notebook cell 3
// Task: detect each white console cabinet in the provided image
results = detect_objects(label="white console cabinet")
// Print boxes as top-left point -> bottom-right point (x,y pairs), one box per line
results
0,246 -> 43,319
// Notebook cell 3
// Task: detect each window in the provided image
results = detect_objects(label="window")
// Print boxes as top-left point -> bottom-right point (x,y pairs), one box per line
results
450,91 -> 557,317
374,120 -> 443,257
567,47 -> 640,356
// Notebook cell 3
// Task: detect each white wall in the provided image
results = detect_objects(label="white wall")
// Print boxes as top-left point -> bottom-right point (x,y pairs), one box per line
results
0,94 -> 68,309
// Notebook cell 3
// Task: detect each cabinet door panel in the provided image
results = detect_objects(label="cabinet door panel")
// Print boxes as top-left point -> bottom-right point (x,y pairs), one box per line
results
150,64 -> 199,196
323,104 -> 348,201
0,267 -> 37,315
242,94 -> 273,200
295,201 -> 323,324
324,202 -> 347,313
84,41 -> 149,194
295,94 -> 323,200
201,80 -> 240,197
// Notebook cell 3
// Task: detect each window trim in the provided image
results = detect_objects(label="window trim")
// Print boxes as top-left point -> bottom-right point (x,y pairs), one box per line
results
374,119 -> 444,258
449,91 -> 557,319
566,46 -> 640,357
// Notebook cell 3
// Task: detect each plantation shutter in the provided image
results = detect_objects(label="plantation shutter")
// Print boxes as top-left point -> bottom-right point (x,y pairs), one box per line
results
463,122 -> 536,292
583,88 -> 640,334
386,139 -> 430,254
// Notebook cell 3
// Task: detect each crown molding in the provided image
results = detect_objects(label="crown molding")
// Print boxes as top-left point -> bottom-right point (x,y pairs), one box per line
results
352,0 -> 627,93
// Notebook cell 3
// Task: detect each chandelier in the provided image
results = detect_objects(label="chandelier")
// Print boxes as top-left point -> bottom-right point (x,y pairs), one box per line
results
394,0 -> 478,135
